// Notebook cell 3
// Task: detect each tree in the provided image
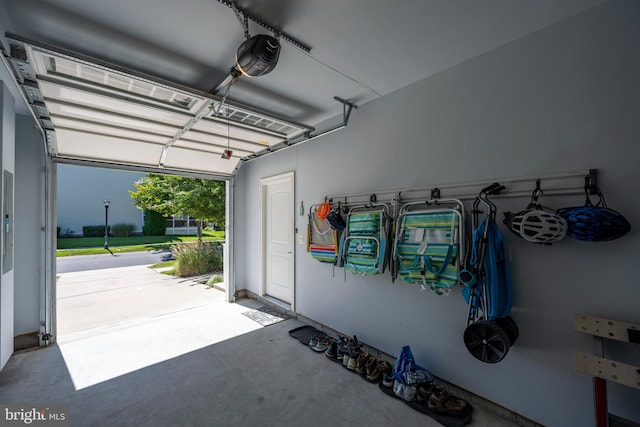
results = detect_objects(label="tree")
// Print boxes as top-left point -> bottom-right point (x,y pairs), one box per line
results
142,210 -> 167,236
129,174 -> 225,243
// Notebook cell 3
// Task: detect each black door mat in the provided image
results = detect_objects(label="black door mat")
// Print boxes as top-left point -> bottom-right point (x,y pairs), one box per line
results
378,382 -> 472,427
289,325 -> 327,346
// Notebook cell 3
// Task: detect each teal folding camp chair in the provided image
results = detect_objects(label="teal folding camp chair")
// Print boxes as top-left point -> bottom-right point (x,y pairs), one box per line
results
339,204 -> 391,275
392,199 -> 465,295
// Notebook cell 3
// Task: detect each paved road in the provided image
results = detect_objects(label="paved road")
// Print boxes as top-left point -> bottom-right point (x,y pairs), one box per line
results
57,250 -> 173,273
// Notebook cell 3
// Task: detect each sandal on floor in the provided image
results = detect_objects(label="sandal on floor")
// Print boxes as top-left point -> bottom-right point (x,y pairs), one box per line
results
424,384 -> 472,417
416,382 -> 435,403
379,382 -> 473,427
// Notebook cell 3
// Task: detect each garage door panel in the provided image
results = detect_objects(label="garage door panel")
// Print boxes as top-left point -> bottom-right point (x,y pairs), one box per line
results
47,102 -> 179,136
163,147 -> 239,175
56,129 -> 164,166
192,120 -> 283,146
52,117 -> 170,144
40,82 -> 191,127
173,140 -> 252,158
181,129 -> 267,154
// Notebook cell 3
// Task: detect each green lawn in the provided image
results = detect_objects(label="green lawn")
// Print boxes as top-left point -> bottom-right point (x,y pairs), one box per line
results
56,231 -> 225,257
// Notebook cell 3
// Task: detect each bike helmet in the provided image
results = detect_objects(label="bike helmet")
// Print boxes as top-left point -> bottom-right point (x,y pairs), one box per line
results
557,184 -> 631,242
316,202 -> 331,220
503,181 -> 567,244
558,206 -> 630,241
504,209 -> 567,244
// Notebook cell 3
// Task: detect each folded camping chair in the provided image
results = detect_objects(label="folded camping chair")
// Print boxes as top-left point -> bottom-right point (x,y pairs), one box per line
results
392,200 -> 465,295
461,184 -> 517,364
465,216 -> 512,320
339,204 -> 391,275
307,204 -> 339,264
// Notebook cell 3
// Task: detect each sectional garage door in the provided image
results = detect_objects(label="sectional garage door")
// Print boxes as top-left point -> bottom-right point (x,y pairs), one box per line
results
5,34 -> 312,178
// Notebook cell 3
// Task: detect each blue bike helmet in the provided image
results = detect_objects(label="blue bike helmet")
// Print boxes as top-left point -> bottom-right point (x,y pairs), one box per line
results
557,185 -> 630,242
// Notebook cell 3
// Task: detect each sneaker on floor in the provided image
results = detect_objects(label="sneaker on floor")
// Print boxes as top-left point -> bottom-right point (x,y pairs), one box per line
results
338,338 -> 351,366
308,336 -> 320,349
347,354 -> 359,371
355,351 -> 370,375
365,357 -> 381,382
341,346 -> 351,368
374,360 -> 392,386
325,341 -> 338,359
313,336 -> 333,352
382,366 -> 394,388
367,360 -> 393,387
348,335 -> 362,355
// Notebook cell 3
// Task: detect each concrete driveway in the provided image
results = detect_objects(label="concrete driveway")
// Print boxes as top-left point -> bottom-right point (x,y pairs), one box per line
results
57,250 -> 172,273
55,265 -> 264,390
56,265 -> 222,335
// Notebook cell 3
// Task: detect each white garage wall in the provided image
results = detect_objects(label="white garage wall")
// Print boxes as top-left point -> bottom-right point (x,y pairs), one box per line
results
0,82 -> 15,369
0,82 -> 16,369
235,2 -> 640,426
14,114 -> 45,336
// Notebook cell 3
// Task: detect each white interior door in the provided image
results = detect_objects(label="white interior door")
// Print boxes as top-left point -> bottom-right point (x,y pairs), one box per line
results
262,172 -> 294,306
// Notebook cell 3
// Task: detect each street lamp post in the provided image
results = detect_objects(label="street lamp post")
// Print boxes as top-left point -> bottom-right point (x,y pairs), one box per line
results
103,199 -> 110,250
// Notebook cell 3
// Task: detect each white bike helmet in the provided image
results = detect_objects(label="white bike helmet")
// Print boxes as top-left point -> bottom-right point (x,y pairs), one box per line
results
505,209 -> 568,244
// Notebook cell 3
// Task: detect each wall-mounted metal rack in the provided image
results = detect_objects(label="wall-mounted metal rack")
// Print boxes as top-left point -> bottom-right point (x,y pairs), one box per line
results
324,169 -> 598,212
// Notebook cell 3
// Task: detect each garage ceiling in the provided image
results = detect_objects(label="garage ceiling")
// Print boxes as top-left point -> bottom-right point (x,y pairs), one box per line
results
0,0 -> 606,177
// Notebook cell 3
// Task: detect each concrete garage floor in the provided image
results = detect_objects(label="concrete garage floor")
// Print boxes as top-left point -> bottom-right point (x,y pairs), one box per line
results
0,266 -> 519,427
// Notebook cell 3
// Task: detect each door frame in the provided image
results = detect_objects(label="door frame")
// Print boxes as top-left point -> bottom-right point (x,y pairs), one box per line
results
224,177 -> 234,303
260,171 -> 295,311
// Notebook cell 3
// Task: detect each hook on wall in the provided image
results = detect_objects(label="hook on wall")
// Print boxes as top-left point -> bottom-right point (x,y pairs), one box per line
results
587,169 -> 599,195
481,182 -> 505,196
530,179 -> 543,203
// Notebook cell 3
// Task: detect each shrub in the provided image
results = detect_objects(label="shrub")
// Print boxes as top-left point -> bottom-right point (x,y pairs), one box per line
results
112,223 -> 136,237
206,274 -> 224,287
206,222 -> 225,231
61,228 -> 74,237
57,226 -> 61,237
171,242 -> 223,277
83,225 -> 110,237
142,210 -> 167,236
